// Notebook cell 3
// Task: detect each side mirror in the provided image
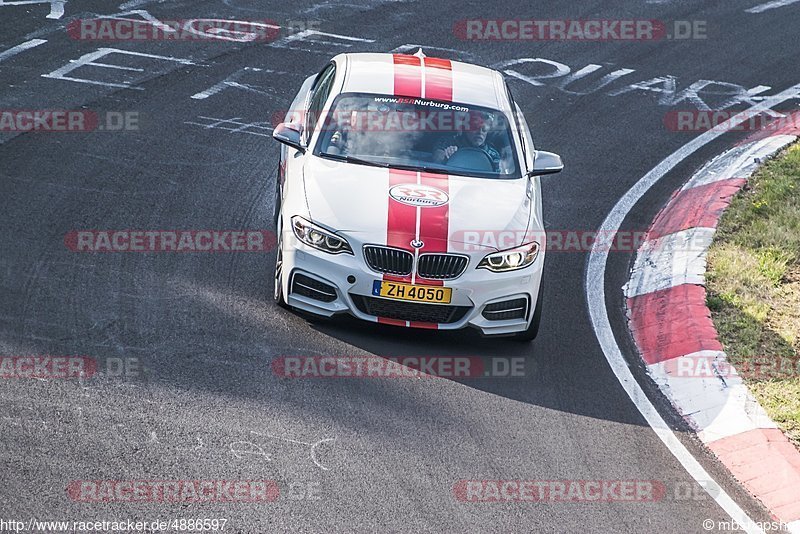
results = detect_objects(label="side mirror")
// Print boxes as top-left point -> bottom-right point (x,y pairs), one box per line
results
529,151 -> 563,176
273,122 -> 305,153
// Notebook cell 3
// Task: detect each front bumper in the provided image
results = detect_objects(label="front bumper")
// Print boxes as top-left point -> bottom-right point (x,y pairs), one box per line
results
280,237 -> 544,336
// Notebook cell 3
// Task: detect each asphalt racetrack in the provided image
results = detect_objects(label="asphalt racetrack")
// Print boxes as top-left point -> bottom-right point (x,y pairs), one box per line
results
1,1 -> 798,532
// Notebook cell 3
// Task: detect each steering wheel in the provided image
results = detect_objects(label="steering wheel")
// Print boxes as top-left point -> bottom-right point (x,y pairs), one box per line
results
446,147 -> 494,172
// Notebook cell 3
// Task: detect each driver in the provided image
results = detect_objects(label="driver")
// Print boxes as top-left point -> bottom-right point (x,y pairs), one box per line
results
327,101 -> 359,155
432,110 -> 502,171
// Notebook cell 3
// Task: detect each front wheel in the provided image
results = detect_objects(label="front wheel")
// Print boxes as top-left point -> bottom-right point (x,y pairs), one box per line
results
272,168 -> 282,229
273,230 -> 288,309
514,282 -> 543,342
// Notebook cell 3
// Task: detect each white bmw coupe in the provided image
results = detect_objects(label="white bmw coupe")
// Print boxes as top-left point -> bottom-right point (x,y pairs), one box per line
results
272,50 -> 562,340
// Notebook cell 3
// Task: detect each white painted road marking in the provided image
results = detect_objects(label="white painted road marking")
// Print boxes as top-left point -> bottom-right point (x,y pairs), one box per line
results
184,116 -> 273,137
746,0 -> 800,13
190,67 -> 276,100
269,29 -> 374,50
0,39 -> 47,63
0,0 -> 65,19
586,81 -> 800,534
496,56 -> 776,111
118,0 -> 165,9
42,48 -> 195,89
391,43 -> 477,61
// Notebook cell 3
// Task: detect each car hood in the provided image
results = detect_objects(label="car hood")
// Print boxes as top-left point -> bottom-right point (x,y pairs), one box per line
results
301,157 -> 536,253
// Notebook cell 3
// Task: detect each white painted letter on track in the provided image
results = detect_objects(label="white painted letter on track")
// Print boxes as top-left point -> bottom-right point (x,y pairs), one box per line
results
42,48 -> 195,89
0,0 -> 66,19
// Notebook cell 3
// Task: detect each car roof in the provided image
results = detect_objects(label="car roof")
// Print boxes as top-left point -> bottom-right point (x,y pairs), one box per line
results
335,52 -> 507,110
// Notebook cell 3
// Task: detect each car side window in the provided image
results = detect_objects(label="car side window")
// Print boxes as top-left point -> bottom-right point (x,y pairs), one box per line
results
506,82 -> 534,172
284,74 -> 316,125
306,64 -> 336,137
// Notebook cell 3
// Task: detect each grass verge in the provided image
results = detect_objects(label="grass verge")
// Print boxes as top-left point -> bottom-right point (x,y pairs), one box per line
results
706,142 -> 800,448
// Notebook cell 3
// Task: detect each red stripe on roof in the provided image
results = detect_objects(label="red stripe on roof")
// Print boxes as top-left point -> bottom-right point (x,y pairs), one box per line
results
392,54 -> 422,98
423,57 -> 453,102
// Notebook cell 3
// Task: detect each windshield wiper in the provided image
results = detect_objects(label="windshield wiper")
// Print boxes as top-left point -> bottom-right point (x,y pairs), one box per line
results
386,162 -> 477,178
318,152 -> 390,169
319,153 -> 491,178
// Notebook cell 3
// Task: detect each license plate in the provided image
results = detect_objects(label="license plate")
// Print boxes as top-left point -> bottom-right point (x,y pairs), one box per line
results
372,280 -> 452,304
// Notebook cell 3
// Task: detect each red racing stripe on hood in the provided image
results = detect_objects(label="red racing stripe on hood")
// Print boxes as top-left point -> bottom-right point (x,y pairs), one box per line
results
385,168 -> 417,282
416,172 -> 450,287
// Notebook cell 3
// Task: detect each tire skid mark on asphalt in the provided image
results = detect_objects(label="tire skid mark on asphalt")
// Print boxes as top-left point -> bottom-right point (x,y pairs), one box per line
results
174,278 -> 288,330
214,152 -> 274,298
587,82 -> 800,534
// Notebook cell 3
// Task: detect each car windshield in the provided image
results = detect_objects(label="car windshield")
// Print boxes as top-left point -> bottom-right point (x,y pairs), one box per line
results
313,93 -> 521,179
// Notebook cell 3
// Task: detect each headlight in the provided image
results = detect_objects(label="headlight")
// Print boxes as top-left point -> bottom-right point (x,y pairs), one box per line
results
291,216 -> 353,255
477,241 -> 540,272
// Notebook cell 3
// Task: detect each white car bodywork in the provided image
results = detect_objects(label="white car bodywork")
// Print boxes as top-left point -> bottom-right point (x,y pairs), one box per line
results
273,52 -> 561,338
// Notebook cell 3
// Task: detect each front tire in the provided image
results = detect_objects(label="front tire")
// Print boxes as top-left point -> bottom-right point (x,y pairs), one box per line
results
273,228 -> 288,309
514,282 -> 543,342
272,167 -> 282,229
